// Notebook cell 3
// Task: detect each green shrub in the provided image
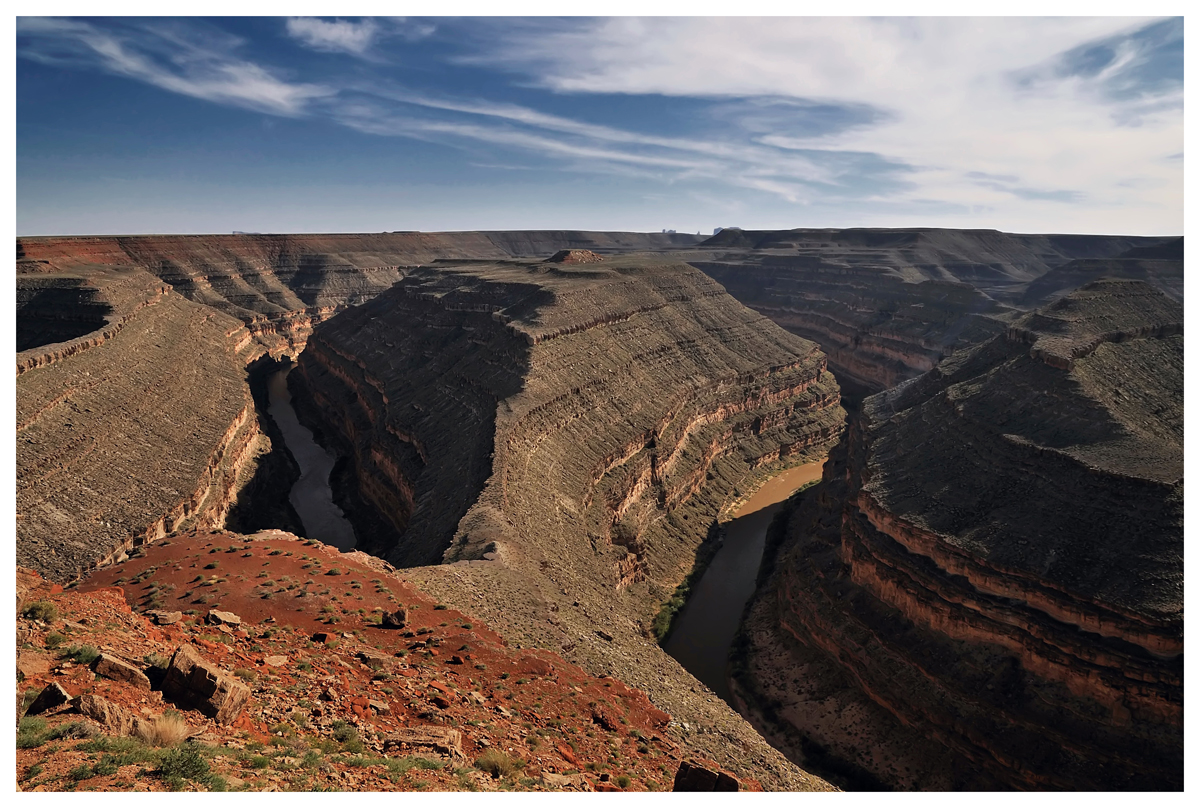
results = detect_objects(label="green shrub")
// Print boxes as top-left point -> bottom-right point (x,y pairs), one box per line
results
434,604 -> 448,611
64,644 -> 100,665
17,716 -> 49,748
68,764 -> 95,781
22,601 -> 58,622
616,775 -> 631,788
49,721 -> 99,741
158,745 -> 211,782
331,721 -> 358,744
45,632 -> 67,649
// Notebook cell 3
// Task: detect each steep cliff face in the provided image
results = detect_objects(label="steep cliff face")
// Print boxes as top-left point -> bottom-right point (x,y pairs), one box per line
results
16,266 -> 278,583
690,228 -> 1175,393
737,279 -> 1182,790
293,256 -> 844,788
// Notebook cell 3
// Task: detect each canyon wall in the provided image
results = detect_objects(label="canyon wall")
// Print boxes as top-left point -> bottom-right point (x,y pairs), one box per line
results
689,228 -> 1177,393
15,265 -> 276,583
17,231 -> 702,356
293,254 -> 845,786
736,279 -> 1182,790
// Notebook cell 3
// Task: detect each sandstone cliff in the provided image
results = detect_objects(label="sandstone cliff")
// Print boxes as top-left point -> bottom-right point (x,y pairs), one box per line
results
736,279 -> 1182,790
292,256 -> 844,787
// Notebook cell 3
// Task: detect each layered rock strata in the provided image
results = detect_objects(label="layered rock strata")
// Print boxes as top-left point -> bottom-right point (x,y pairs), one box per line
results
17,231 -> 702,356
737,279 -> 1183,790
690,228 -> 1175,393
15,266 -> 274,582
294,256 -> 844,787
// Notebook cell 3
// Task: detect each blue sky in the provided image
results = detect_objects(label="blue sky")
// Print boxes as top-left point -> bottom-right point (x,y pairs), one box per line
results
16,16 -> 1183,236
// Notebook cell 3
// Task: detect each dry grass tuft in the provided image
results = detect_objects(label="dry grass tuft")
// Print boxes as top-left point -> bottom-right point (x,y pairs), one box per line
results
136,712 -> 191,747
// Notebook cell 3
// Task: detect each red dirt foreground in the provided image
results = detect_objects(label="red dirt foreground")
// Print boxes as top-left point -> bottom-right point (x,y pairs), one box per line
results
16,529 -> 754,792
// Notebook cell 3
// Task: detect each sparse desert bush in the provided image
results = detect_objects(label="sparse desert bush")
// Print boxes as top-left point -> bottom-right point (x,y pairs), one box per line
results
158,745 -> 212,788
22,600 -> 58,622
44,631 -> 66,649
475,749 -> 524,778
49,720 -> 99,741
144,653 -> 170,670
234,668 -> 258,682
63,644 -> 100,665
616,775 -> 632,788
136,713 -> 190,747
17,717 -> 49,748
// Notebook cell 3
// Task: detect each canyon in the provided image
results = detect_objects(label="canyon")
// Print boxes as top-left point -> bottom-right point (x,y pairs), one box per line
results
735,279 -> 1183,790
14,228 -> 1184,791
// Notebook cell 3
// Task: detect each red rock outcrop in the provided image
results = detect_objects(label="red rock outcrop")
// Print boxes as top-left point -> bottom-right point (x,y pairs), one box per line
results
737,280 -> 1182,790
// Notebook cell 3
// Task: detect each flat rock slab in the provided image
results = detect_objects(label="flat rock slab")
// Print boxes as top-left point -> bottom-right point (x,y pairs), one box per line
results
263,655 -> 288,667
206,609 -> 241,626
94,653 -> 152,690
383,727 -> 464,761
147,610 -> 183,625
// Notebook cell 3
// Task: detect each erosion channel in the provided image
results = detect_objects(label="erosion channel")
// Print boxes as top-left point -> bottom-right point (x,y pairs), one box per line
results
665,460 -> 825,702
266,362 -> 357,551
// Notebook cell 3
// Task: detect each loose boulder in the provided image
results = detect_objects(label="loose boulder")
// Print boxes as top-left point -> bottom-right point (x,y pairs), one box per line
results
672,761 -> 739,792
146,610 -> 183,625
25,682 -> 72,716
205,609 -> 241,626
160,643 -> 250,724
380,607 -> 408,629
77,694 -> 139,736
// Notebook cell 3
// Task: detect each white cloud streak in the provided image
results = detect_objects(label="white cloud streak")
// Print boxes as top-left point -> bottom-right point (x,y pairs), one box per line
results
285,17 -> 379,55
465,16 -> 1183,232
16,16 -> 1183,234
18,17 -> 332,116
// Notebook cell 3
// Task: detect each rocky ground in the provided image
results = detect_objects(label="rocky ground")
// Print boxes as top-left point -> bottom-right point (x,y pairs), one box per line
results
16,528 -> 768,793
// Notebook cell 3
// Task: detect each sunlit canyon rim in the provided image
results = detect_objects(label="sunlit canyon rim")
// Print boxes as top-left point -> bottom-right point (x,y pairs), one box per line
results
15,228 -> 1183,791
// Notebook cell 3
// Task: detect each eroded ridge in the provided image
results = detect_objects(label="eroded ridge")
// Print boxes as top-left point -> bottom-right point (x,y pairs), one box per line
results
16,231 -> 702,356
739,279 -> 1182,790
16,265 -> 273,583
293,257 -> 845,789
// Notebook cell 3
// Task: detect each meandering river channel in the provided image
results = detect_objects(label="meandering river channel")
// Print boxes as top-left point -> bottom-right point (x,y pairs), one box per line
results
266,364 -> 357,551
664,459 -> 825,703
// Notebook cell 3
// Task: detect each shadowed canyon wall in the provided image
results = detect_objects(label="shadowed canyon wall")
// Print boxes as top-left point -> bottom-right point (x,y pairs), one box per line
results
735,279 -> 1182,790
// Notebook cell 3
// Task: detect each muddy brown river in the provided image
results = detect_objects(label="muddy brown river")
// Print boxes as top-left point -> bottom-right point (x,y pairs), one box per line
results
266,364 -> 357,551
664,459 -> 824,702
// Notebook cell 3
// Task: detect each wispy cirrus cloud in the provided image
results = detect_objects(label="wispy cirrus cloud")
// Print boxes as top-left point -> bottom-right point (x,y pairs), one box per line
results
17,16 -> 331,116
454,16 -> 1181,229
16,16 -> 1183,234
